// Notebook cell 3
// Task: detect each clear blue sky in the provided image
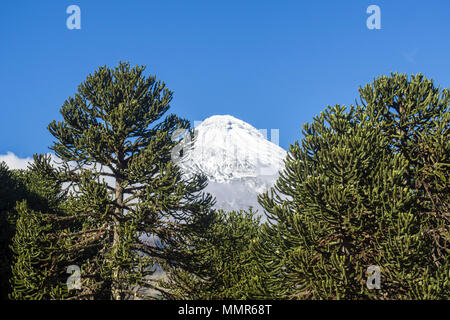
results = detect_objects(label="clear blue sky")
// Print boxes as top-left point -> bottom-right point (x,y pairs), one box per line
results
1,0 -> 449,157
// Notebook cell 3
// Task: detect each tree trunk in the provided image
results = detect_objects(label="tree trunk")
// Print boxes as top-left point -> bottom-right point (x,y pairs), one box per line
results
112,156 -> 124,300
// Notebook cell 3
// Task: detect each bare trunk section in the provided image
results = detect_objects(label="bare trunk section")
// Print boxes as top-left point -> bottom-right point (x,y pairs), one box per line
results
112,152 -> 125,300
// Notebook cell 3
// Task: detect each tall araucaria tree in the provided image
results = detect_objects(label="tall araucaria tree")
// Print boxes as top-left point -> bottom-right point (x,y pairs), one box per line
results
46,62 -> 214,300
256,73 -> 449,299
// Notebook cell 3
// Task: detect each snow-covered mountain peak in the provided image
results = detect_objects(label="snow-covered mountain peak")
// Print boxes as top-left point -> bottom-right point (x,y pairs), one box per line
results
181,114 -> 285,183
178,115 -> 286,213
196,115 -> 266,140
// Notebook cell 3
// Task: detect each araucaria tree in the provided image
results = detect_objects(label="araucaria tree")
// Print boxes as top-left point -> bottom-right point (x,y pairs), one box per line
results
0,162 -> 25,299
45,62 -> 214,299
160,209 -> 263,299
257,73 -> 449,299
9,155 -> 70,300
2,157 -> 71,300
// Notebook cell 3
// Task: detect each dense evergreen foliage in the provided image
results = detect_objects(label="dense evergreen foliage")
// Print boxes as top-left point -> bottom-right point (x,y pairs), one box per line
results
9,155 -> 69,299
256,73 -> 449,299
0,162 -> 22,299
161,209 -> 263,299
7,62 -> 215,300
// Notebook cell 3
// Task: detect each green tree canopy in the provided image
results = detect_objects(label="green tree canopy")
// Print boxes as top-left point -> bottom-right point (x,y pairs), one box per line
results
161,209 -> 263,299
12,62 -> 215,300
256,73 -> 449,299
0,162 -> 23,299
7,155 -> 72,300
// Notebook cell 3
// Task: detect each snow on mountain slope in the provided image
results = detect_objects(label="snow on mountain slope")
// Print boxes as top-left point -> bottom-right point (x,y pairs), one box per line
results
177,115 -> 286,214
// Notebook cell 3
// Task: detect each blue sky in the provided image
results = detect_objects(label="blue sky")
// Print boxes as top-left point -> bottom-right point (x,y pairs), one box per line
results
1,0 -> 449,158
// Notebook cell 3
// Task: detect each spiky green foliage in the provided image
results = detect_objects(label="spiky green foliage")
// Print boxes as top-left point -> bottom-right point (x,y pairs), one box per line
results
10,202 -> 63,300
8,155 -> 71,300
257,73 -> 449,299
45,62 -> 214,300
0,162 -> 23,299
161,209 -> 263,299
1,159 -> 64,300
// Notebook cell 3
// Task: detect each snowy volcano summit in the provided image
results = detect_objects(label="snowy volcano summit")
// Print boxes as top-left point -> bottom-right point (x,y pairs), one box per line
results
177,115 -> 286,214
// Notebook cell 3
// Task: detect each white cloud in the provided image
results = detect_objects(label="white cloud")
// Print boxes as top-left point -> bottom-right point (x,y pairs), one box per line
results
0,152 -> 116,189
0,152 -> 34,170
